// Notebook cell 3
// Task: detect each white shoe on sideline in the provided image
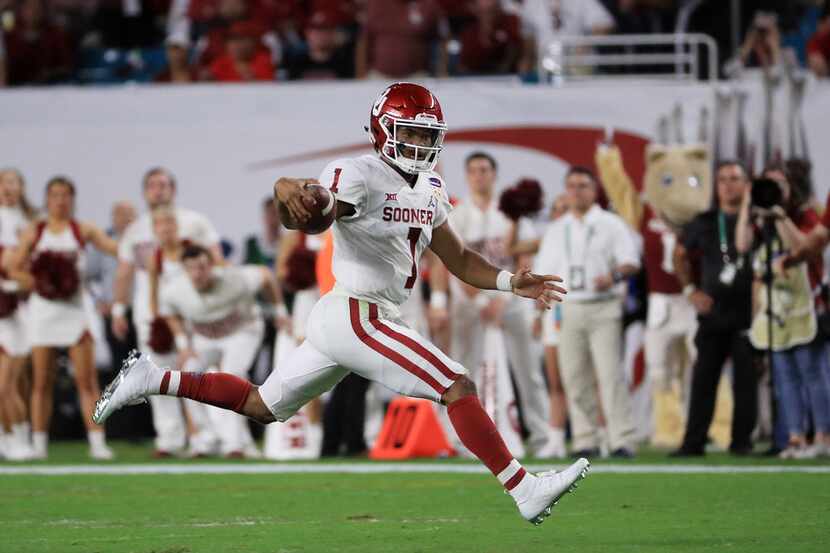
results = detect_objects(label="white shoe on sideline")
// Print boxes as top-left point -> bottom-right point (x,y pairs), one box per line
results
4,441 -> 35,462
779,445 -> 817,460
515,458 -> 590,525
89,444 -> 115,461
534,438 -> 568,460
94,351 -> 161,425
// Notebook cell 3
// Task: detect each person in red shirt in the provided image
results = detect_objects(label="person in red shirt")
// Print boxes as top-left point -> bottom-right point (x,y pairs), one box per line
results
457,0 -> 521,75
155,33 -> 199,84
209,20 -> 275,82
356,0 -> 449,78
3,0 -> 74,85
807,7 -> 830,78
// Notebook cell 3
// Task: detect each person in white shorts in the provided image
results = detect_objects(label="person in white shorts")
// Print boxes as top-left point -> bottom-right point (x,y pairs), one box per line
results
111,167 -> 223,456
431,151 -> 553,456
11,177 -> 118,460
0,168 -> 37,460
160,243 -> 286,458
95,83 -> 589,526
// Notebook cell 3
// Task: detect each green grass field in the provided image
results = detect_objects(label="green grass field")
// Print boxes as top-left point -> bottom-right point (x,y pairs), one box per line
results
2,442 -> 829,553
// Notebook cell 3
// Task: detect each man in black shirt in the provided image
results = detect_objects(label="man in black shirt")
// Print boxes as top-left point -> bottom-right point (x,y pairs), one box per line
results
671,161 -> 757,456
286,11 -> 355,81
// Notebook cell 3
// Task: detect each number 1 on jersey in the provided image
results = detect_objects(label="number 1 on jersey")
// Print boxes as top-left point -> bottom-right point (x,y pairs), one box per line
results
404,227 -> 422,289
330,168 -> 342,193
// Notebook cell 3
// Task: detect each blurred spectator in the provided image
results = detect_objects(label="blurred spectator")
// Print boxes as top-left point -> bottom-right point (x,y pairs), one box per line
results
241,196 -> 281,267
192,0 -> 268,69
736,11 -> 782,70
518,0 -> 615,75
87,201 -> 138,375
807,6 -> 830,77
456,0 -> 521,75
672,162 -> 757,457
90,0 -> 166,49
155,31 -> 198,83
605,0 -> 674,35
534,167 -> 639,458
737,166 -> 830,459
356,0 -> 449,79
208,19 -> 274,82
0,26 -> 6,86
3,0 -> 75,85
286,10 -> 354,80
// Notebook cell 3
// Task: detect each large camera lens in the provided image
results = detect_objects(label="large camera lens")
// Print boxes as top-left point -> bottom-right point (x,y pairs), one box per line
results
751,177 -> 783,209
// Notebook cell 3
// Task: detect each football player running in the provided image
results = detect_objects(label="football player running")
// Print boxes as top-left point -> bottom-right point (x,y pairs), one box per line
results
94,83 -> 589,525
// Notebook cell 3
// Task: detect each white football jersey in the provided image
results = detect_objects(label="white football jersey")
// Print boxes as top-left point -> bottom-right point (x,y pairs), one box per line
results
160,265 -> 263,339
449,200 -> 513,269
119,206 -> 220,326
319,154 -> 452,310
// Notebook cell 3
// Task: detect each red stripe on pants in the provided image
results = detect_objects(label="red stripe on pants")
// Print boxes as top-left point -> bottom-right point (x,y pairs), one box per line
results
348,298 -> 446,395
367,303 -> 460,381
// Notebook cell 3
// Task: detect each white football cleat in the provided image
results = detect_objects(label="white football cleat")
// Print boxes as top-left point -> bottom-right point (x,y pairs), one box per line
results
516,458 -> 590,525
93,351 -> 160,425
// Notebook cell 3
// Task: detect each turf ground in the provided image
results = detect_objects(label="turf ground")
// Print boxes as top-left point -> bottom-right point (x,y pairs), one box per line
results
2,442 -> 829,553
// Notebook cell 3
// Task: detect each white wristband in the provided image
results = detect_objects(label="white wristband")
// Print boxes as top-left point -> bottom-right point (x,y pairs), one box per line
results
496,270 -> 514,292
175,333 -> 189,352
112,302 -> 127,318
274,303 -> 288,318
682,284 -> 697,297
430,290 -> 448,310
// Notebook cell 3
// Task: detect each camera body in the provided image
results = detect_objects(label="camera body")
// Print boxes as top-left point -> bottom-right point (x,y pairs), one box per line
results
751,177 -> 784,210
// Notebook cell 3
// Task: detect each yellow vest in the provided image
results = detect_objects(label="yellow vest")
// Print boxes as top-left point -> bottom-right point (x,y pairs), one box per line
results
750,242 -> 816,351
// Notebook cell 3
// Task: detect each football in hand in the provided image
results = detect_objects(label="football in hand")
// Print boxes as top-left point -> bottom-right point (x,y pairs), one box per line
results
298,183 -> 336,234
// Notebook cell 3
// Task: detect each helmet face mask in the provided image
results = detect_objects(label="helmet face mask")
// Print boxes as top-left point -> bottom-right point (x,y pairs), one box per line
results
381,115 -> 446,173
369,83 -> 447,174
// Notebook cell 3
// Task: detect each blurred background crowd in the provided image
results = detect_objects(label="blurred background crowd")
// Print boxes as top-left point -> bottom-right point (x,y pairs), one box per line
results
0,0 -> 829,86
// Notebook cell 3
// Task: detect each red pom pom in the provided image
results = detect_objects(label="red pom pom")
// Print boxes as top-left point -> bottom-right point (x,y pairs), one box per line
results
31,251 -> 80,300
0,289 -> 19,318
498,178 -> 543,221
285,247 -> 318,291
148,317 -> 175,354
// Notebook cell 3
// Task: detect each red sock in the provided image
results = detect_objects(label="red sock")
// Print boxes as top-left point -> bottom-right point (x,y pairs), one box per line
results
447,395 -> 527,491
159,371 -> 252,413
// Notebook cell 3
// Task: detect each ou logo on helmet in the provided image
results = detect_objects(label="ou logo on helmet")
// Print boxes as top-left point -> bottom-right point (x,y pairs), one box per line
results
372,88 -> 391,117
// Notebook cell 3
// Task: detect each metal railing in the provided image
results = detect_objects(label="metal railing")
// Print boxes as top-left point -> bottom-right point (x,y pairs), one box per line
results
539,33 -> 719,83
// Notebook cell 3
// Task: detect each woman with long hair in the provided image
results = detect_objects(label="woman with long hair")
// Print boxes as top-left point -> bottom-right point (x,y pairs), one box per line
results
737,165 -> 830,458
10,176 -> 118,460
0,168 -> 37,460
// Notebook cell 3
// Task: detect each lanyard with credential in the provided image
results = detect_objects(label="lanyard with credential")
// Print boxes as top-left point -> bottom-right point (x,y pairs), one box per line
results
718,211 -> 730,264
564,221 -> 595,265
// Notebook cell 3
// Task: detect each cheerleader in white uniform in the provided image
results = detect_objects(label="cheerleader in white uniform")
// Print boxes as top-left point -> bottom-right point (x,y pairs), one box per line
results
147,207 -> 217,457
0,168 -> 37,460
10,177 -> 118,460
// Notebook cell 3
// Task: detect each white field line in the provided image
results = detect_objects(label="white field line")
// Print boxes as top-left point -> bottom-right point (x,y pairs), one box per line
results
0,463 -> 828,476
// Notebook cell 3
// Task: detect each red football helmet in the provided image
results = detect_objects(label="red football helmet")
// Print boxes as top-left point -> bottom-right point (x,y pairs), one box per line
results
368,82 -> 447,174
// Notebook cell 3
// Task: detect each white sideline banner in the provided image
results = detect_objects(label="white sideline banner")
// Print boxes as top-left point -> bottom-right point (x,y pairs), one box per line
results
1,79 -> 714,248
2,79 -> 828,249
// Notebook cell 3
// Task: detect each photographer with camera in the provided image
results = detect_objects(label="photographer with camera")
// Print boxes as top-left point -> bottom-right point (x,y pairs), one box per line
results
737,166 -> 830,459
671,161 -> 756,457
